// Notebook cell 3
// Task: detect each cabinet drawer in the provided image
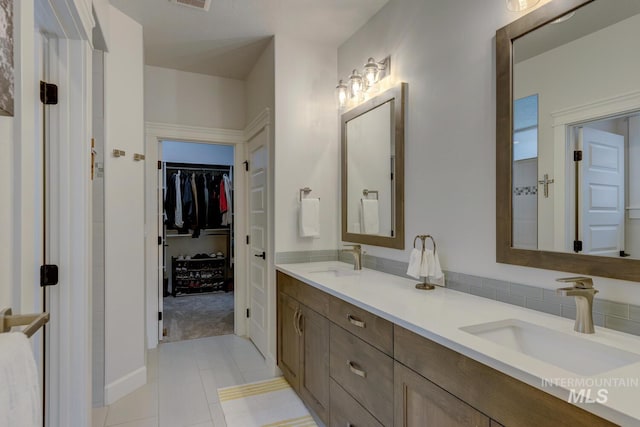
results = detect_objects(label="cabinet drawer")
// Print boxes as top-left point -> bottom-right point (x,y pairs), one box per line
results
330,323 -> 393,427
330,379 -> 383,427
329,297 -> 393,355
277,271 -> 329,316
394,325 -> 616,427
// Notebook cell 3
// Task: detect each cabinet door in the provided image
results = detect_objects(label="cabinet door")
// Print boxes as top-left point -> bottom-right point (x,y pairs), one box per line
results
299,305 -> 330,424
278,292 -> 300,390
395,363 -> 490,427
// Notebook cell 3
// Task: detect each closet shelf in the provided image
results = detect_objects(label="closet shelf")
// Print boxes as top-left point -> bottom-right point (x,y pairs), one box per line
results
166,229 -> 230,238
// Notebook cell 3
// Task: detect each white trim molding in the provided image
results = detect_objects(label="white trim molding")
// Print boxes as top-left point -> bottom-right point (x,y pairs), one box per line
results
244,108 -> 271,141
552,90 -> 640,127
146,122 -> 245,145
104,366 -> 147,405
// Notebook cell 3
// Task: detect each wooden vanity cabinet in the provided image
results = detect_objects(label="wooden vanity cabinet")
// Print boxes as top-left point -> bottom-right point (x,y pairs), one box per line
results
276,272 -> 330,423
277,271 -> 620,427
395,362 -> 490,427
394,325 -> 617,427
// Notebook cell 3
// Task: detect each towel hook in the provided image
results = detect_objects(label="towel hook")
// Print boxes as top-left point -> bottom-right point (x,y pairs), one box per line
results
413,234 -> 437,291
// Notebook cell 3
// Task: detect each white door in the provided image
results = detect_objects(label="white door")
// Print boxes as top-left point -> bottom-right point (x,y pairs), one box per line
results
579,127 -> 625,256
247,129 -> 269,357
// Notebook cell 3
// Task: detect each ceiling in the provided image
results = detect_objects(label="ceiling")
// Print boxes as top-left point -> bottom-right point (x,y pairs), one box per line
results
110,0 -> 389,80
514,0 -> 640,63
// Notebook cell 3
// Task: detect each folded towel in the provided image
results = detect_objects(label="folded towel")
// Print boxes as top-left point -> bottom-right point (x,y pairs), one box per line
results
420,249 -> 445,287
406,248 -> 422,279
0,332 -> 41,427
360,199 -> 379,234
299,198 -> 320,237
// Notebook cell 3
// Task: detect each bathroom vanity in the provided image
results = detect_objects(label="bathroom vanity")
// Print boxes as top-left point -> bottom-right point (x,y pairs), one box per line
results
276,262 -> 640,426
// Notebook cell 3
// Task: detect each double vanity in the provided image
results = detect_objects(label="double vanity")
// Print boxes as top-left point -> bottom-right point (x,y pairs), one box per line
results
276,262 -> 640,426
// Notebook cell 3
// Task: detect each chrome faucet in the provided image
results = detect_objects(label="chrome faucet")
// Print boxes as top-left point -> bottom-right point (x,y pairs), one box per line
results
341,244 -> 363,270
556,276 -> 598,334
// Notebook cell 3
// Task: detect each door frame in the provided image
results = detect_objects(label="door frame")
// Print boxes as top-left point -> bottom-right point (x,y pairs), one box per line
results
144,122 -> 247,349
33,1 -> 94,426
551,90 -> 640,252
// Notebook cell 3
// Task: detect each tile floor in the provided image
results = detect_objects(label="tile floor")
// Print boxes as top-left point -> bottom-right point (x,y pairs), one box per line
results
93,335 -> 276,427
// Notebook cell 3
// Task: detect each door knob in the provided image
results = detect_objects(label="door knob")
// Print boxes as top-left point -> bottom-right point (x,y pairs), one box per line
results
255,251 -> 266,260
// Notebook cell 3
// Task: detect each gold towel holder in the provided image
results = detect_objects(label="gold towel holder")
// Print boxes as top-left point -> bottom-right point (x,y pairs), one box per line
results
0,308 -> 50,338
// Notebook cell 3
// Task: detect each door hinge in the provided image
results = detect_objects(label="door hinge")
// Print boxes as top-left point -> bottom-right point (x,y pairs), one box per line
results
158,311 -> 163,321
246,235 -> 250,244
574,150 -> 583,162
40,265 -> 59,287
40,81 -> 58,105
391,172 -> 394,180
573,240 -> 583,253
157,160 -> 162,170
246,308 -> 250,318
158,236 -> 163,245
620,250 -> 631,257
243,161 -> 249,171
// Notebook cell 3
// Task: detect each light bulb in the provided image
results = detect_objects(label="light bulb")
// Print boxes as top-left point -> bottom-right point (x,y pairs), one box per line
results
335,80 -> 348,109
363,58 -> 379,89
506,0 -> 540,12
349,69 -> 363,100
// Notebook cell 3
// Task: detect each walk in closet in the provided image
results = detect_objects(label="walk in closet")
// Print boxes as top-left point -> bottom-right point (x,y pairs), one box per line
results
160,140 -> 236,342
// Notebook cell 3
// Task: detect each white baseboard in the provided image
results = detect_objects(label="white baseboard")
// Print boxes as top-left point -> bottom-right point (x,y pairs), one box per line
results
104,366 -> 147,405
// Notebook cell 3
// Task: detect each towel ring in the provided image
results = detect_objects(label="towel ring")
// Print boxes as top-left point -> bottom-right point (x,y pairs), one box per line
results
413,234 -> 437,291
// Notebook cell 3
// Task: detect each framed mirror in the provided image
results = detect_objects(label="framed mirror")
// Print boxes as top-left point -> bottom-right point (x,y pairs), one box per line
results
342,82 -> 406,249
497,0 -> 640,281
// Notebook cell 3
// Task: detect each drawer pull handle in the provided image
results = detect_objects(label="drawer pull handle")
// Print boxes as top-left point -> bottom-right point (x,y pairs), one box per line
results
347,314 -> 366,328
347,360 -> 366,378
293,309 -> 302,336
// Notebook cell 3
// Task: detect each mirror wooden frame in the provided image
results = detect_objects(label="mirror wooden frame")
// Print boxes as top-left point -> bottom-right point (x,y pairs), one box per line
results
496,0 -> 639,282
342,82 -> 406,249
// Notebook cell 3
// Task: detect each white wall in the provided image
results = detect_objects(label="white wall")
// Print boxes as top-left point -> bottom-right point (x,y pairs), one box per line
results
246,38 -> 274,125
162,140 -> 234,165
515,13 -> 640,250
337,0 -> 640,304
145,65 -> 246,130
274,35 -> 339,253
103,5 -> 146,404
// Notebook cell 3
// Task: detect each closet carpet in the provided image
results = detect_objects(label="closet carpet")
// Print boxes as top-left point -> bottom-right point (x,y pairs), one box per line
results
163,292 -> 234,342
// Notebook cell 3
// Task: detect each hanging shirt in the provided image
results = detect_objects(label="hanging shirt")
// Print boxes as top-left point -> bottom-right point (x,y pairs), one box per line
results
174,171 -> 183,228
221,173 -> 232,227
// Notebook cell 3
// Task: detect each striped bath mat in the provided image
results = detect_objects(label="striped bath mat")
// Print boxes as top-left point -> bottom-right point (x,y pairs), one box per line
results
217,377 -> 317,427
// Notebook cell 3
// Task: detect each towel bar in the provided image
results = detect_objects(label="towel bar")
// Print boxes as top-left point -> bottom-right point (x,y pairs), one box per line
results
0,308 -> 50,338
362,189 -> 379,200
299,187 -> 319,202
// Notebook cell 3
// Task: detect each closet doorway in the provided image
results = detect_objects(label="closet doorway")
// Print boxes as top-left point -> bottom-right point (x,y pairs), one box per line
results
160,140 -> 236,342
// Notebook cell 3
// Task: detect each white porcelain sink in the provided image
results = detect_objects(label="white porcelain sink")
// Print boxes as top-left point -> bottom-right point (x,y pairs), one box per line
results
460,319 -> 640,376
308,267 -> 361,277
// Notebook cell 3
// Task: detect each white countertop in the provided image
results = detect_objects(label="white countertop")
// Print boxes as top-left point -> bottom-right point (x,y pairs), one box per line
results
276,261 -> 640,426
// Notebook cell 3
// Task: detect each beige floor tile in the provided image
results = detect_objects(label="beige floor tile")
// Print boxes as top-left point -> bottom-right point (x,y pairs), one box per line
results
240,367 -> 276,384
92,406 -> 108,427
105,381 -> 158,426
109,416 -> 157,427
208,403 -> 227,427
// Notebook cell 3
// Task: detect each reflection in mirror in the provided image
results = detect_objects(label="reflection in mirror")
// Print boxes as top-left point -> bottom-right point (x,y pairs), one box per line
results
342,83 -> 405,249
346,101 -> 393,236
512,0 -> 640,259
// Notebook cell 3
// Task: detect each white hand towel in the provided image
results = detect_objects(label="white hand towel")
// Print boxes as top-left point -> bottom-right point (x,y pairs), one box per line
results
0,332 -> 42,427
361,199 -> 380,234
406,248 -> 422,279
420,249 -> 445,287
299,198 -> 320,237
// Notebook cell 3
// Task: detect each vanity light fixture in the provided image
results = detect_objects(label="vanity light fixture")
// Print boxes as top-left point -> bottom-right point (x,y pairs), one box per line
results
337,56 -> 391,110
348,69 -> 364,101
336,80 -> 348,109
505,0 -> 540,12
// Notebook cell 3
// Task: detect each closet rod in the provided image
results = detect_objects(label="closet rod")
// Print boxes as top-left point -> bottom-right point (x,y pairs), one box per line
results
166,166 -> 231,173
